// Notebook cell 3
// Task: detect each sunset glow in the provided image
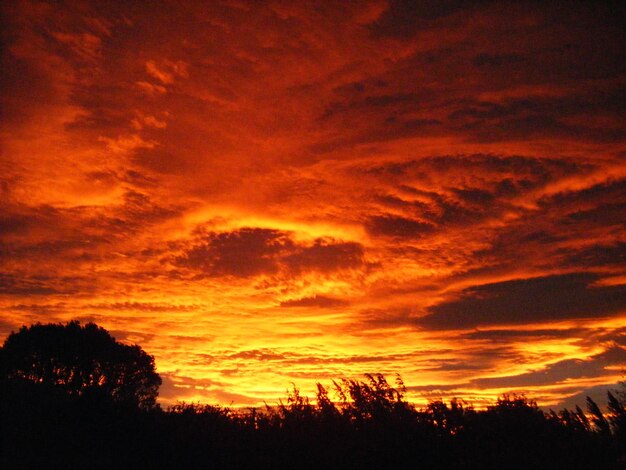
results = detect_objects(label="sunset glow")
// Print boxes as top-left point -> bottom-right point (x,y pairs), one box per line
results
1,0 -> 625,409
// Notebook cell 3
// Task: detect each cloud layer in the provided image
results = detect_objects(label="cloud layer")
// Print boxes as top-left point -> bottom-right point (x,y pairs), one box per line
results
1,0 -> 624,408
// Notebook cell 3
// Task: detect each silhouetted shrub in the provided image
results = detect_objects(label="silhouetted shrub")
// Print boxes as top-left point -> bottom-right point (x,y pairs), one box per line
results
1,321 -> 161,410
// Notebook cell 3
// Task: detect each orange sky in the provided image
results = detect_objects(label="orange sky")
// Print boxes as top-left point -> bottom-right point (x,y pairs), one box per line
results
1,0 -> 625,409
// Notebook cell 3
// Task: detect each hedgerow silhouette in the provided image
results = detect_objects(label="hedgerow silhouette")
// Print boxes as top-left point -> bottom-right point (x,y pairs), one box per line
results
1,322 -> 625,469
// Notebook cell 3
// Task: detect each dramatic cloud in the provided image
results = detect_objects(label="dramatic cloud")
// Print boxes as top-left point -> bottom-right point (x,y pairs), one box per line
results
1,0 -> 624,408
421,273 -> 626,329
472,346 -> 626,389
280,295 -> 349,308
174,228 -> 364,278
366,215 -> 435,239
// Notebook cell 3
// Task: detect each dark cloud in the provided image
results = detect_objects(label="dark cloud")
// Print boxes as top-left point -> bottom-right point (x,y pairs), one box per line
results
535,179 -> 626,234
455,178 -> 624,280
283,239 -> 364,274
174,228 -> 364,278
406,383 -> 464,393
371,188 -> 485,230
3,303 -> 66,313
541,179 -> 626,209
356,307 -> 415,330
462,328 -> 588,342
451,187 -> 495,205
118,189 -> 179,226
460,115 -> 576,143
217,348 -> 415,367
174,228 -> 289,277
565,202 -> 626,227
359,154 -> 585,184
472,345 -> 626,388
450,91 -> 626,123
0,195 -> 179,270
327,2 -> 626,149
0,273 -> 62,296
452,91 -> 625,137
87,302 -> 198,312
369,0 -> 487,38
0,205 -> 63,237
0,239 -> 108,263
311,97 -> 442,155
0,213 -> 36,235
472,53 -> 525,68
428,359 -> 486,372
366,214 -> 435,238
374,194 -> 428,211
561,242 -> 626,268
228,349 -> 287,361
280,295 -> 348,308
357,155 -> 596,242
558,382 -> 624,412
420,273 -> 626,329
595,327 -> 626,348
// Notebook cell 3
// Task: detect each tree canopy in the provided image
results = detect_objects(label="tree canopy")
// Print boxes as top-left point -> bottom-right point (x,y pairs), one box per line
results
0,321 -> 161,409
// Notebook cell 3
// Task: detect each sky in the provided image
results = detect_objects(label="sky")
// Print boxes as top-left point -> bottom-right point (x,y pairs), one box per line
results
1,0 -> 625,409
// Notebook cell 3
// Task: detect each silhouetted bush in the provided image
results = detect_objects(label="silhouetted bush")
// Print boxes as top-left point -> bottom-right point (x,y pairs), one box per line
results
1,321 -> 161,410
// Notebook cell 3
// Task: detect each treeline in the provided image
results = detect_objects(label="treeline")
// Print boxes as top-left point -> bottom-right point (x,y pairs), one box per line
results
2,373 -> 625,469
1,322 -> 625,469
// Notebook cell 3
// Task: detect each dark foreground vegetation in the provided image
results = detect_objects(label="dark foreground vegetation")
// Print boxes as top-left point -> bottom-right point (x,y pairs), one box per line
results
1,322 -> 625,469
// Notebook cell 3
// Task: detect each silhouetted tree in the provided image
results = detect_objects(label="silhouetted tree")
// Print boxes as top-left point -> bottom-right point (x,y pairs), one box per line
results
335,373 -> 413,425
587,396 -> 611,437
0,321 -> 161,409
607,384 -> 626,466
607,390 -> 626,437
426,397 -> 472,436
315,383 -> 341,421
